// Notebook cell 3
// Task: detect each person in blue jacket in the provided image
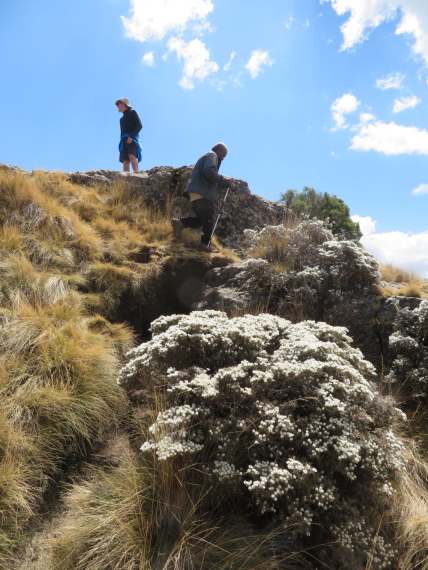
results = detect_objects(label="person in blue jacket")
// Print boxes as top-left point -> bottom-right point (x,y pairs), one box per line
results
171,143 -> 235,252
115,97 -> 143,172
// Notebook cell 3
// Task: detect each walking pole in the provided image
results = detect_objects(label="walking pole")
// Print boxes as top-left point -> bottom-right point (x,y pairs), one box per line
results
208,186 -> 231,247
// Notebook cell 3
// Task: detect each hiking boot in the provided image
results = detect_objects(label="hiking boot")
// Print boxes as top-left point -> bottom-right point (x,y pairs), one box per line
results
171,218 -> 184,241
200,243 -> 220,253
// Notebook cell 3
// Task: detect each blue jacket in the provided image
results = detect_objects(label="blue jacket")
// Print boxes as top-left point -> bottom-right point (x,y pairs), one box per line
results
119,133 -> 143,163
184,151 -> 228,204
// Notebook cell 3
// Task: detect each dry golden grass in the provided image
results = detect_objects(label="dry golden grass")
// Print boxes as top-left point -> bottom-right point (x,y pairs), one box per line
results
0,224 -> 24,254
378,263 -> 428,299
396,284 -> 423,298
248,217 -> 300,265
380,263 -> 420,284
0,280 -> 133,561
0,167 -> 242,565
393,444 -> 428,569
23,395 -> 310,570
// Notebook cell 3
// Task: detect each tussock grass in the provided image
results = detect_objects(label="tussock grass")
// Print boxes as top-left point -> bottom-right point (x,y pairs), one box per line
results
0,224 -> 24,254
28,397 -> 309,570
380,263 -> 420,284
396,284 -> 423,298
394,445 -> 428,569
0,280 -> 133,561
0,301 -> 132,558
378,263 -> 428,298
0,167 -> 239,564
248,217 -> 300,265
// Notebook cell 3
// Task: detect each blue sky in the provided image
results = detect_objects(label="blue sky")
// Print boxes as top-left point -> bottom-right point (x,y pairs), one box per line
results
1,0 -> 428,275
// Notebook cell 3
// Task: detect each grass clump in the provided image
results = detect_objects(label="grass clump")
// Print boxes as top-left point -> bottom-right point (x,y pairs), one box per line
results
34,434 -> 308,570
394,447 -> 428,570
396,284 -> 423,298
0,280 -> 133,562
380,263 -> 420,284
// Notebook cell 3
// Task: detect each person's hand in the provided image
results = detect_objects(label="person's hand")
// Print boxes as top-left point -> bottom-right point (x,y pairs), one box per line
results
127,137 -> 133,144
228,179 -> 236,189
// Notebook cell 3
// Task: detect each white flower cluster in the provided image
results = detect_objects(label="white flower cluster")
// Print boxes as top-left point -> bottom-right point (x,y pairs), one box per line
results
331,517 -> 397,569
317,240 -> 380,291
245,459 -> 317,516
141,404 -> 206,460
211,460 -> 241,481
387,300 -> 428,404
118,311 -> 406,568
243,224 -> 290,248
117,310 -> 290,387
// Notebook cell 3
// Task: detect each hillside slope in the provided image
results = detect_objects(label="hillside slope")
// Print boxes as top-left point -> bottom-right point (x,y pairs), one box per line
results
1,165 -> 428,570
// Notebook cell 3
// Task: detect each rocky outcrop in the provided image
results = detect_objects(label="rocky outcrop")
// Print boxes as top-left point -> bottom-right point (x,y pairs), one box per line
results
193,260 -> 424,369
65,166 -> 289,249
1,163 -> 290,250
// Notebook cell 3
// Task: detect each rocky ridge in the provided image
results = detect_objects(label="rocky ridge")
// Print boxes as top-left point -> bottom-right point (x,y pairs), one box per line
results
1,163 -> 289,250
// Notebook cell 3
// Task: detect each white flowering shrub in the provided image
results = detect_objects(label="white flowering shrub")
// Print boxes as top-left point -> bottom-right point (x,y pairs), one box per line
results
243,225 -> 292,263
118,311 -> 405,568
239,221 -> 380,324
386,300 -> 428,404
316,240 -> 380,293
243,220 -> 379,287
283,219 -> 334,269
243,219 -> 334,267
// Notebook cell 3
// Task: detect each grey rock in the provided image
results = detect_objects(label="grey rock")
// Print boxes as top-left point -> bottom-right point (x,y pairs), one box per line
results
192,260 -> 269,313
193,259 -> 425,371
68,170 -> 113,187
0,164 -> 28,174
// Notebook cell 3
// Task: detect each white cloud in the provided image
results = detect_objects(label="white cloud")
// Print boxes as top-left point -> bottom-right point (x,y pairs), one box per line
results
396,7 -> 428,66
412,183 -> 428,194
361,230 -> 428,277
245,50 -> 274,79
223,52 -> 236,71
352,213 -> 428,277
121,0 -> 213,42
359,112 -> 376,123
285,15 -> 294,30
141,51 -> 155,66
166,37 -> 218,89
321,0 -> 397,49
350,120 -> 428,154
376,72 -> 405,89
351,214 -> 377,236
331,93 -> 360,129
322,0 -> 428,66
392,95 -> 421,112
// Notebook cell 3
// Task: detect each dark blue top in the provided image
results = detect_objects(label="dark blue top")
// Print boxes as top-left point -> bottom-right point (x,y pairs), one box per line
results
119,108 -> 142,138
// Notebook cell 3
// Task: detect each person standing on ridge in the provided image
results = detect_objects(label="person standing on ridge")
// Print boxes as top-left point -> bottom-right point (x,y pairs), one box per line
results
115,97 -> 143,172
171,143 -> 235,252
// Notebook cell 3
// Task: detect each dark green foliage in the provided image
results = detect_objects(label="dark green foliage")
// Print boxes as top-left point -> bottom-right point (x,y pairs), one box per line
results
279,187 -> 362,242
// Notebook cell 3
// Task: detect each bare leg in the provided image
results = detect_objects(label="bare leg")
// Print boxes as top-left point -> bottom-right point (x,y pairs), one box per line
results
129,154 -> 139,172
122,160 -> 130,172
